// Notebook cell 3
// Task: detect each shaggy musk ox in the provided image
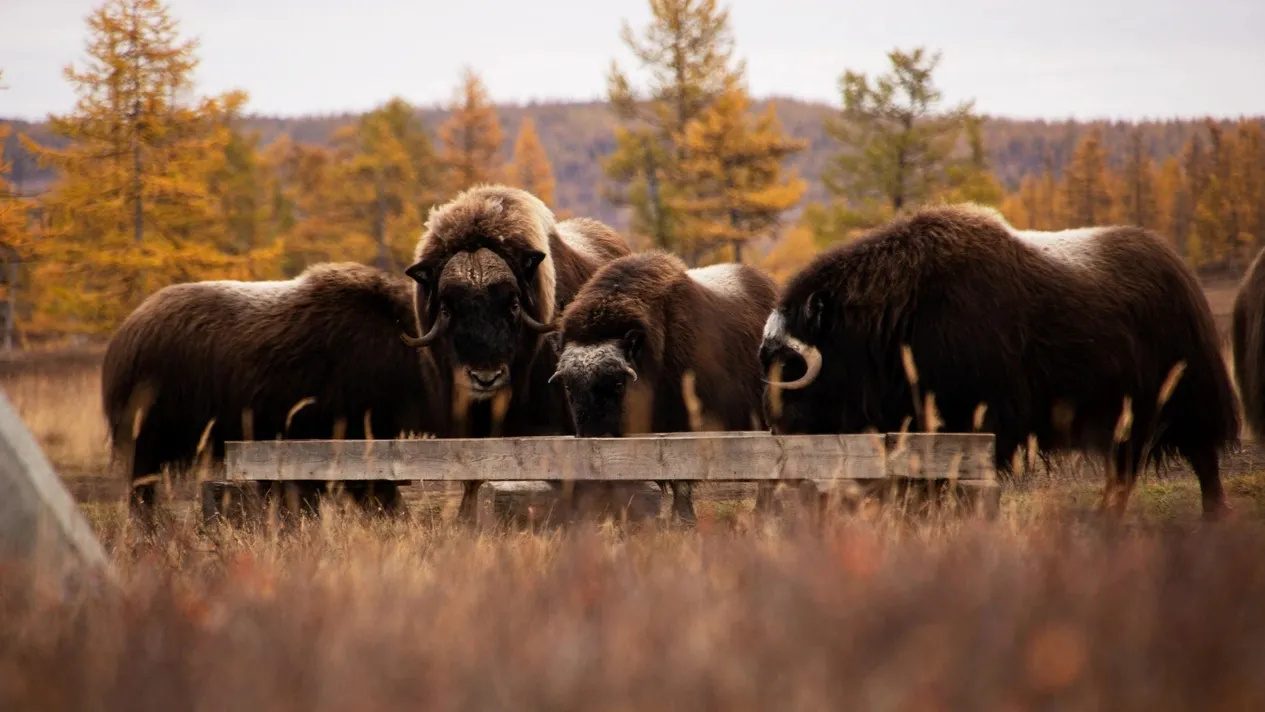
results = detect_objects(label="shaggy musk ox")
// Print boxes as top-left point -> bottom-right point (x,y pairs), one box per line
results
760,203 -> 1239,519
102,263 -> 448,524
402,184 -> 631,520
1233,246 -> 1265,439
549,251 -> 779,521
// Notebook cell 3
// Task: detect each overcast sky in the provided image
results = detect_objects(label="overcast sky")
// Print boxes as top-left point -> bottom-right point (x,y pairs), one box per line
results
2,0 -> 1262,122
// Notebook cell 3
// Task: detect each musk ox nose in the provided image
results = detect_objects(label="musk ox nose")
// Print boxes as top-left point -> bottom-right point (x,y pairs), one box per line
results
467,366 -> 507,389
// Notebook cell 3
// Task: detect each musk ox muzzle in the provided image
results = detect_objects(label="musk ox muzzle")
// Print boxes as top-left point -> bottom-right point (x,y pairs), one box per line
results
759,311 -> 822,390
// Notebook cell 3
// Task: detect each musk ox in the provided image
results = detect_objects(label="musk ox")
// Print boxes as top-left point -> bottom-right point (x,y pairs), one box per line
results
549,251 -> 779,522
1232,245 -> 1265,440
402,184 -> 632,521
103,262 -> 448,525
759,203 -> 1239,519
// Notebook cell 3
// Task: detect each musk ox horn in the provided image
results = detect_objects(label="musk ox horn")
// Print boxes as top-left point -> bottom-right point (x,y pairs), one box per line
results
400,313 -> 449,349
624,365 -> 638,382
521,310 -> 558,334
764,338 -> 822,390
548,370 -> 561,384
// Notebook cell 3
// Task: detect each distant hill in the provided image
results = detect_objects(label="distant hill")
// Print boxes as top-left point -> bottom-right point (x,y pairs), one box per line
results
5,99 -> 1260,232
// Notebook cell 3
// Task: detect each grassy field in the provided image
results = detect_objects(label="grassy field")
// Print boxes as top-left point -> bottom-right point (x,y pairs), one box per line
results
3,279 -> 1265,710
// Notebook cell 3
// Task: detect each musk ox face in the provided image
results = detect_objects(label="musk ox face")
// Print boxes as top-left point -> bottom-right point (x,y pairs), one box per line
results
550,330 -> 643,437
404,246 -> 554,400
758,293 -> 840,434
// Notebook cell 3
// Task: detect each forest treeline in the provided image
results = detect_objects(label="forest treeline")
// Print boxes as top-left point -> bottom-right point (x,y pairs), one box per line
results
1,0 -> 1263,343
7,104 -> 1257,237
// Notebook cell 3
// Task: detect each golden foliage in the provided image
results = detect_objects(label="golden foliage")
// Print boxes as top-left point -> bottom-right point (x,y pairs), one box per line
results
671,86 -> 807,264
18,0 -> 273,337
757,225 -> 818,284
1060,130 -> 1113,226
437,68 -> 505,194
506,117 -> 556,207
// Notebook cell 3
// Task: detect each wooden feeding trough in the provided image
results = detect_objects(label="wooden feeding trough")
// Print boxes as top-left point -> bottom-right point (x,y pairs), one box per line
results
202,431 -> 1001,527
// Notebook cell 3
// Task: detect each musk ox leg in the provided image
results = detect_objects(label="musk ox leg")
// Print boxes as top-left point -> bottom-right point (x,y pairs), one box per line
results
668,481 -> 697,525
1182,446 -> 1230,521
347,481 -> 407,519
1099,449 -> 1140,521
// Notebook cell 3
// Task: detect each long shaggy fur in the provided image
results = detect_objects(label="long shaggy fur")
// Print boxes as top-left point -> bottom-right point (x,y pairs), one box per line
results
555,251 -> 779,520
406,185 -> 631,520
761,203 -> 1238,516
102,263 -> 448,518
1233,245 -> 1265,438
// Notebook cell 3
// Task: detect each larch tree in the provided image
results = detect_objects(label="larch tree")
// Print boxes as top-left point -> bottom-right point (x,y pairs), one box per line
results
813,47 -> 978,243
0,71 -> 34,348
1234,121 -> 1265,256
507,117 -> 557,207
670,86 -> 807,264
1155,156 -> 1184,251
1060,131 -> 1113,227
21,0 -> 259,335
603,0 -> 745,251
1115,128 -> 1159,229
437,69 -> 505,194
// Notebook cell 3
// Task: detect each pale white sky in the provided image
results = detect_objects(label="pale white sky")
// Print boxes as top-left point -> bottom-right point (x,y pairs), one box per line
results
2,0 -> 1262,121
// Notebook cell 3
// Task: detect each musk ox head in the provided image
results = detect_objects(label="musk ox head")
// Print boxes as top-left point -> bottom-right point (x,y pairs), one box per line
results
550,328 -> 645,437
402,185 -> 559,399
758,291 -> 833,434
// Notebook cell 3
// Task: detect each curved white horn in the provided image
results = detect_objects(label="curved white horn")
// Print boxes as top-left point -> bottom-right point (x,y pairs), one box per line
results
624,365 -> 638,382
764,336 -> 822,390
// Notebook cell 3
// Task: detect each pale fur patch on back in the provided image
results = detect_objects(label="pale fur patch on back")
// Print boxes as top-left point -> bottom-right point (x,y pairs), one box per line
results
954,201 -> 1103,270
1011,226 -> 1105,269
555,221 -> 604,264
688,263 -> 746,300
198,279 -> 293,309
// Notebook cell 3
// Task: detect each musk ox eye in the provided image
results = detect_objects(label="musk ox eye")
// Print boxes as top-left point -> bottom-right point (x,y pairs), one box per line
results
508,296 -> 521,316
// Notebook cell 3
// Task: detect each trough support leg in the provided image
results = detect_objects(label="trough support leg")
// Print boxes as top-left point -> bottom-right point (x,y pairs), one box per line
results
753,482 -> 778,517
345,480 -> 407,520
456,481 -> 481,525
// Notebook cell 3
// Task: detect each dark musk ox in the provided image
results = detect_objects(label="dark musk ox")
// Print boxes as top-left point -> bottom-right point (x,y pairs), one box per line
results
102,262 -> 448,526
1232,245 -> 1265,439
401,184 -> 632,521
759,203 -> 1239,520
548,251 -> 779,522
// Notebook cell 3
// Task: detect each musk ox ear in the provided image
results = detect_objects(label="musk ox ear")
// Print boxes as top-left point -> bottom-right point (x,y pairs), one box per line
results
405,261 -> 435,290
804,290 -> 830,335
521,250 -> 547,282
622,328 -> 644,362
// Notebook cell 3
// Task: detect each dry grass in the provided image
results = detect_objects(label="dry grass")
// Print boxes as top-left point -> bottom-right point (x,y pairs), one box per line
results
5,344 -> 1265,709
6,508 -> 1265,710
0,359 -> 110,475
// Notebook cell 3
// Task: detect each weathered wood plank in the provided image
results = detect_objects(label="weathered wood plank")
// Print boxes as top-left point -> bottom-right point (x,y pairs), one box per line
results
884,432 -> 995,481
223,432 -> 995,483
226,433 -> 898,482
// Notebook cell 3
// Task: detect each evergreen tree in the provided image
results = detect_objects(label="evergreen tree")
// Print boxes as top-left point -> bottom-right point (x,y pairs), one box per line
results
20,0 -> 263,335
670,86 -> 807,263
815,47 -> 978,242
940,115 -> 1005,207
507,116 -> 557,206
437,68 -> 505,194
603,0 -> 744,250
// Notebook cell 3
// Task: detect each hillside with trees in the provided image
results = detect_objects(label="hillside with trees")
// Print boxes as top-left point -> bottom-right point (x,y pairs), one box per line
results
1,0 -> 1263,345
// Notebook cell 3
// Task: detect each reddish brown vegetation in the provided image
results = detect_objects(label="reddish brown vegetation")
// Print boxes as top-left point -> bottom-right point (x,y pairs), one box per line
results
2,516 -> 1265,711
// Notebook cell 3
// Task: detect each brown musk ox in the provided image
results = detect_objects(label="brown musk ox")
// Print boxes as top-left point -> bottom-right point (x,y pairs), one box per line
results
548,251 -> 778,523
401,184 -> 632,522
102,262 -> 448,526
759,203 -> 1239,520
1233,245 -> 1265,439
